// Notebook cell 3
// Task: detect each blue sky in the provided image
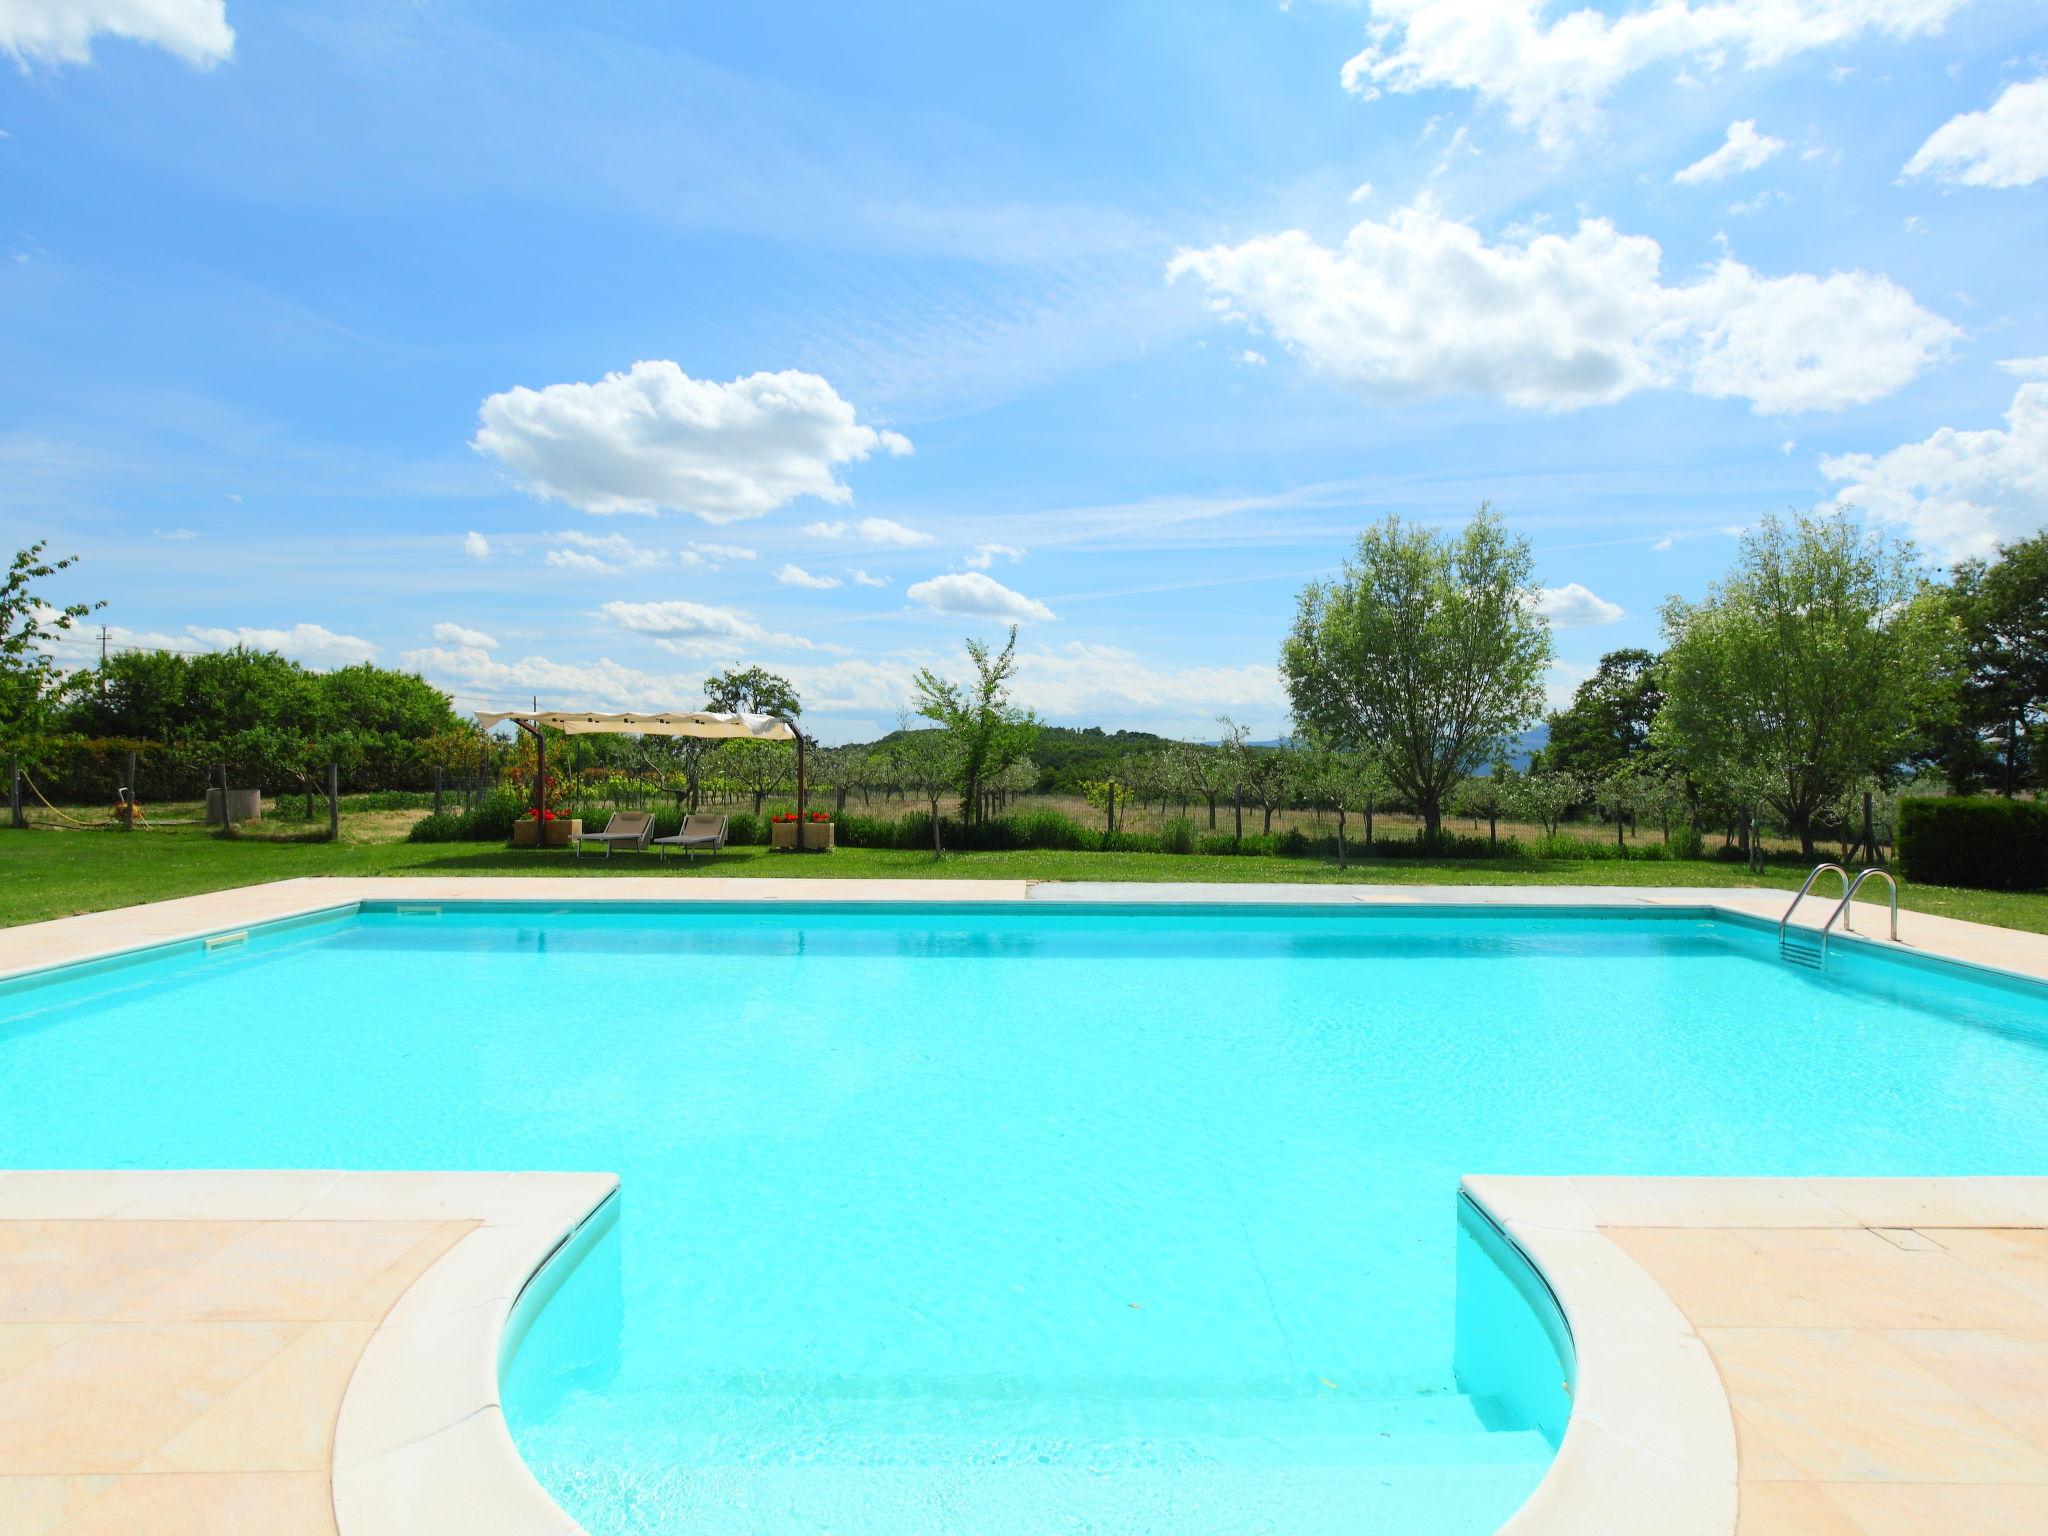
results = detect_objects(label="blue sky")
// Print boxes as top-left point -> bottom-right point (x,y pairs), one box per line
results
4,0 -> 2045,743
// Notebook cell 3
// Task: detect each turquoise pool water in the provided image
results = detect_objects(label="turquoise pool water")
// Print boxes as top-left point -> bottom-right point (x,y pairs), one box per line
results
5,902 -> 2047,1535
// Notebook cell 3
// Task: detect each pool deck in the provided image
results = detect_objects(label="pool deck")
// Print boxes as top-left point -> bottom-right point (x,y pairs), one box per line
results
4,877 -> 2048,1535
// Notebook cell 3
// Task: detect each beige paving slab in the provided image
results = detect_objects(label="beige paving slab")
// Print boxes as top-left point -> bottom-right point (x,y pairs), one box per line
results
0,1173 -> 612,1536
1471,1177 -> 2048,1536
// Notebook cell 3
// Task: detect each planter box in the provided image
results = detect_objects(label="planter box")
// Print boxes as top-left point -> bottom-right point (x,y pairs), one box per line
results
512,818 -> 582,848
771,820 -> 835,851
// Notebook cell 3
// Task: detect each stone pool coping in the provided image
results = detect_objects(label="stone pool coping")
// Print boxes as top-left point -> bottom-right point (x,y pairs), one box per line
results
1465,1176 -> 2048,1536
6,879 -> 2048,1534
8,873 -> 2048,986
0,1169 -> 615,1536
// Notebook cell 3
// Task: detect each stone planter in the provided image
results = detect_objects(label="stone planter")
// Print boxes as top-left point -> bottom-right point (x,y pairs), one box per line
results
770,820 -> 835,851
512,817 -> 581,848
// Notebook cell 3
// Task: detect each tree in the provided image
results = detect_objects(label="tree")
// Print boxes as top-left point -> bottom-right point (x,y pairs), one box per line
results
1949,533 -> 2048,795
1452,771 -> 1508,848
703,666 -> 801,720
885,718 -> 956,856
1301,740 -> 1391,867
1543,649 -> 1663,777
1283,506 -> 1552,839
1654,512 -> 1958,857
1173,741 -> 1234,828
1,543 -> 101,760
1216,715 -> 1253,839
718,737 -> 793,813
1505,769 -> 1584,841
911,627 -> 1040,823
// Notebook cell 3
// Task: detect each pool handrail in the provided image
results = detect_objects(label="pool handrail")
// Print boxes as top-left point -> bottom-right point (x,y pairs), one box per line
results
1779,862 -> 1849,943
1823,867 -> 1901,953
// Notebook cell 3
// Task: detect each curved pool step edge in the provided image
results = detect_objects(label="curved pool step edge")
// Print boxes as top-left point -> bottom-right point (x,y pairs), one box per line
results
1462,1176 -> 1740,1536
331,1171 -> 617,1536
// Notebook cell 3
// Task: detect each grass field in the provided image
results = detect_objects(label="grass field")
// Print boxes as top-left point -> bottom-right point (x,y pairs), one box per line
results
7,818 -> 2045,935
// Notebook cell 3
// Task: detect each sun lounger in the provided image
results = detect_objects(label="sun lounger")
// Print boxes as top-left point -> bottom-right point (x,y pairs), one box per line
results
568,810 -> 654,857
654,813 -> 728,864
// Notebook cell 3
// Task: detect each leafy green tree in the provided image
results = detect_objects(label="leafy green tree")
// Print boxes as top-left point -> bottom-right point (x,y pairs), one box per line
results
1543,649 -> 1663,776
912,626 -> 1040,823
1301,739 -> 1392,865
1283,506 -> 1552,840
716,737 -> 794,813
1948,532 -> 2048,794
1505,768 -> 1585,840
1654,512 -> 1958,857
703,666 -> 801,720
1,543 -> 101,761
885,718 -> 957,856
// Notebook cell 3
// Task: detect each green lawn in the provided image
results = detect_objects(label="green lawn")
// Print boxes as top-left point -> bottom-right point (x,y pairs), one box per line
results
7,821 -> 2045,934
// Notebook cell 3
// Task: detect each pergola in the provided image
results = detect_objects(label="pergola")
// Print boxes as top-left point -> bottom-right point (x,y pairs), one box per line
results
472,709 -> 813,847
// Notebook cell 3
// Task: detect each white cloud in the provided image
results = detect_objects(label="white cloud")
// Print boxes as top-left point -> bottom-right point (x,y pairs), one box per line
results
1820,380 -> 2048,562
1903,77 -> 2048,188
962,542 -> 1026,570
805,515 -> 934,547
472,362 -> 911,522
1674,120 -> 1786,184
151,527 -> 198,541
402,638 -> 1286,738
1726,188 -> 1790,216
185,623 -> 378,668
1239,349 -> 1269,367
545,549 -> 612,575
1340,0 -> 1970,148
0,0 -> 233,68
775,563 -> 842,589
851,569 -> 890,588
1169,200 -> 1957,413
431,622 -> 498,650
1349,181 -> 1375,203
599,599 -> 814,657
690,541 -> 756,561
400,645 -> 691,714
462,530 -> 492,560
906,571 -> 1056,622
1997,357 -> 2048,379
1534,582 -> 1625,626
544,529 -> 680,575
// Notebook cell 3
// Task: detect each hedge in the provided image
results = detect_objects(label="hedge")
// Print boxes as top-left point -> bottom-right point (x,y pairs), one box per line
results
1896,796 -> 2048,891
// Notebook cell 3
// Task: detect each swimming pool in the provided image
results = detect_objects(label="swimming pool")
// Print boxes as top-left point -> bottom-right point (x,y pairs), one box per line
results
5,900 -> 2047,1535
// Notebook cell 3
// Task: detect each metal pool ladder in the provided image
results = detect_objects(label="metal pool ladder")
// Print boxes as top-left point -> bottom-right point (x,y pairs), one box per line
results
1779,864 -> 1900,970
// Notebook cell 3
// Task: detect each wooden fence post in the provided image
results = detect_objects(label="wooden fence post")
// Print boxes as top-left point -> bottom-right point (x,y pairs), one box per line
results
327,764 -> 340,841
215,763 -> 235,837
433,766 -> 444,817
122,751 -> 138,831
9,756 -> 25,828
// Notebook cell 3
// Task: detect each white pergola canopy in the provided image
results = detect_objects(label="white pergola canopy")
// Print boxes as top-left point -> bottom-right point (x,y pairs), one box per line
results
474,707 -> 811,832
473,710 -> 796,741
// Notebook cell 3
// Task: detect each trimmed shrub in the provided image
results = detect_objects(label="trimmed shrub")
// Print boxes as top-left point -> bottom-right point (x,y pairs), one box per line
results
1897,796 -> 2048,890
465,788 -> 525,842
1196,833 -> 1241,857
1159,816 -> 1197,855
726,811 -> 766,846
405,811 -> 466,843
1276,827 -> 1311,858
